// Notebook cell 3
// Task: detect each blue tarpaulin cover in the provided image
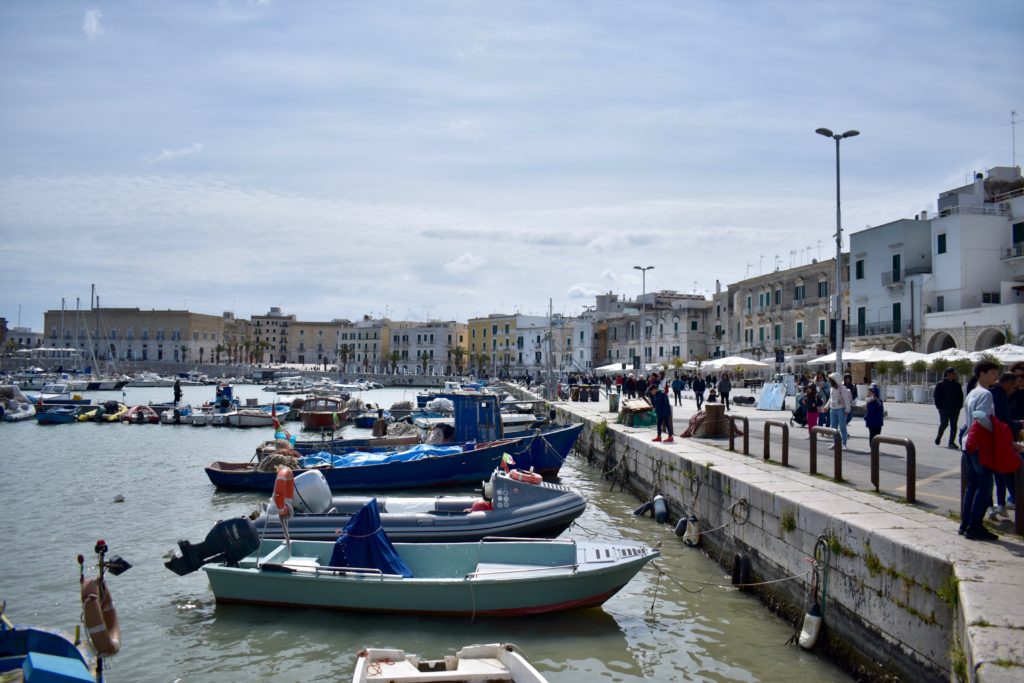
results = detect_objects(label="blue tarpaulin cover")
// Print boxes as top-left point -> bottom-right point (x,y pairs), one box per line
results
298,444 -> 465,469
328,498 -> 413,577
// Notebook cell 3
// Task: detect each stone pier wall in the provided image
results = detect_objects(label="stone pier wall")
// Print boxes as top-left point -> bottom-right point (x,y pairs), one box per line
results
503,384 -> 1024,682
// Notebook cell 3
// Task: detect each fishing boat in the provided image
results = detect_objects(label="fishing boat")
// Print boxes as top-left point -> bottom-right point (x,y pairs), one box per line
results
226,408 -> 276,429
250,468 -> 586,542
352,643 -> 547,683
36,405 -> 82,425
160,404 -> 193,425
0,605 -> 93,682
122,404 -> 160,424
126,371 -> 176,387
38,382 -> 92,407
289,393 -> 579,477
206,440 -> 516,492
300,395 -> 349,430
167,500 -> 657,617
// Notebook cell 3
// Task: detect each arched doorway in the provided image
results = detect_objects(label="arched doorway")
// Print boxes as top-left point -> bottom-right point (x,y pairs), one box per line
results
892,339 -> 912,352
974,328 -> 1006,351
926,332 -> 958,353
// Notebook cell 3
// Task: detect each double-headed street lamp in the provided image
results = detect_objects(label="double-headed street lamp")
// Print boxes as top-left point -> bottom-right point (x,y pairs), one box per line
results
634,265 -> 654,370
815,127 -> 859,378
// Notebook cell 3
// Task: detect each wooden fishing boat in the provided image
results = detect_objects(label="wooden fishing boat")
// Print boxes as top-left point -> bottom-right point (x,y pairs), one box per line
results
300,395 -> 349,430
250,469 -> 586,542
0,610 -> 93,682
225,408 -> 276,428
352,643 -> 547,683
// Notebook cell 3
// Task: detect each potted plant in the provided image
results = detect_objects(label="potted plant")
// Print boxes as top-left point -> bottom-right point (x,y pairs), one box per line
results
890,360 -> 906,402
873,360 -> 891,400
910,360 -> 929,403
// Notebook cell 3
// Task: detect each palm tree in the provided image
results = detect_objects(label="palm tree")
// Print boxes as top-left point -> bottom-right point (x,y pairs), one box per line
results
215,344 -> 225,364
452,346 -> 466,374
389,350 -> 401,374
338,344 -> 350,373
179,344 -> 189,364
420,351 -> 429,375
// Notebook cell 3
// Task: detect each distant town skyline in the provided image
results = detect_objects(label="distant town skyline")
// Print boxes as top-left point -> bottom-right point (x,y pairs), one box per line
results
2,1 -> 1021,330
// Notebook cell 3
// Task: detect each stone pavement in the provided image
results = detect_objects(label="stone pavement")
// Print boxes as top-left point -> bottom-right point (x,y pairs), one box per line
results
549,387 -> 1024,682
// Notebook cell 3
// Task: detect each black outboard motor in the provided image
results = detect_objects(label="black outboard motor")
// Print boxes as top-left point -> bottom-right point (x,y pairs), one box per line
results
165,517 -> 260,576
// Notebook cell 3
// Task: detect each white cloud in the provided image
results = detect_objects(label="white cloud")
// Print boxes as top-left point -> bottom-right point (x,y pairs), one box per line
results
443,252 -> 485,274
144,143 -> 204,165
567,284 -> 601,299
83,9 -> 104,40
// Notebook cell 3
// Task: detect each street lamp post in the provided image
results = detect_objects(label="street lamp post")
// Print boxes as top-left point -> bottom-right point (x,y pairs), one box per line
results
634,265 -> 655,371
816,127 -> 859,378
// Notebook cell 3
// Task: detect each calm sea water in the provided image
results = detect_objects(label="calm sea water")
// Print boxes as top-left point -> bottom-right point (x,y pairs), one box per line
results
0,384 -> 851,682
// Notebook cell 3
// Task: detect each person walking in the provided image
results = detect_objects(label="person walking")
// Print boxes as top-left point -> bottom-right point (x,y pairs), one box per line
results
843,373 -> 858,425
649,384 -> 674,443
718,373 -> 732,411
960,361 -> 1002,540
933,368 -> 964,449
693,375 -> 706,411
800,384 -> 822,437
864,383 -> 884,443
824,372 -> 852,448
671,375 -> 683,406
988,372 -> 1020,519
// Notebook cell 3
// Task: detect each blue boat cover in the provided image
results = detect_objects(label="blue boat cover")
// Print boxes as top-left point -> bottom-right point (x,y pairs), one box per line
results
328,499 -> 413,577
298,444 -> 465,469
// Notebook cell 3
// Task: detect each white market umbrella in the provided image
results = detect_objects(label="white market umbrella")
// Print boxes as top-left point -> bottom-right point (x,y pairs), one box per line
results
972,344 -> 1024,363
844,347 -> 903,363
702,355 -> 770,370
926,347 -> 974,363
893,350 -> 930,364
805,352 -> 838,366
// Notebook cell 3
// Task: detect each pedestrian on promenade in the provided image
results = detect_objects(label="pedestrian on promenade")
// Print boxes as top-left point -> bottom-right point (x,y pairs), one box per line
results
960,361 -> 1002,541
649,384 -> 674,443
933,368 -> 964,448
671,375 -> 683,406
625,374 -> 637,399
718,373 -> 732,411
693,375 -> 706,411
815,372 -> 830,402
843,373 -> 858,425
988,372 -> 1020,519
799,384 -> 822,436
824,372 -> 852,448
864,383 -> 884,443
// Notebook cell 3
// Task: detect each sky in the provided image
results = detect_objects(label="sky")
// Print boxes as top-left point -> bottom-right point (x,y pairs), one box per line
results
1,0 -> 1022,331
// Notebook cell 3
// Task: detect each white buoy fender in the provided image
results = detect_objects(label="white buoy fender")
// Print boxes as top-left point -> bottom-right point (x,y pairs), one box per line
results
674,517 -> 688,537
799,603 -> 823,650
682,514 -> 700,547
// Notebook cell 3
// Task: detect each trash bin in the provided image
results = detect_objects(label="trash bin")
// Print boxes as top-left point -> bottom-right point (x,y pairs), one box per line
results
570,386 -> 580,401
579,386 -> 589,402
590,386 -> 600,401
609,393 -> 620,413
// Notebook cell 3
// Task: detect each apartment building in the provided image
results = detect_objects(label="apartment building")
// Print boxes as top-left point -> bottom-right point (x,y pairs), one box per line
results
387,320 -> 467,376
603,291 -> 712,368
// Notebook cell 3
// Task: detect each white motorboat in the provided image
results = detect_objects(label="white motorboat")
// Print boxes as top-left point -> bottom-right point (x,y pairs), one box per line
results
353,643 -> 548,683
1,385 -> 37,422
126,372 -> 176,388
225,408 -> 275,428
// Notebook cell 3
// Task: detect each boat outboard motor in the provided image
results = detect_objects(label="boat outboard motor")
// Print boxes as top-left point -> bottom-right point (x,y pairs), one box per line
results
164,517 -> 259,576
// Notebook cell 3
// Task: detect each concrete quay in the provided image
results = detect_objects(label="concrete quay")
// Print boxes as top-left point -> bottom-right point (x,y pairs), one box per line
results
516,386 -> 1024,682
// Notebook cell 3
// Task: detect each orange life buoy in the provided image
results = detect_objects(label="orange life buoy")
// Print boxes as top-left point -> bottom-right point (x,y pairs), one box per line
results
81,576 -> 120,657
509,469 -> 543,485
273,466 -> 295,518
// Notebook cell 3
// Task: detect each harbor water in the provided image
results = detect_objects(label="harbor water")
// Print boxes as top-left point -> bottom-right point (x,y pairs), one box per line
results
0,384 -> 853,681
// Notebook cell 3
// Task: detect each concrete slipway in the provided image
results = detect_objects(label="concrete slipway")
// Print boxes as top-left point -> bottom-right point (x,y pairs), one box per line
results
505,386 -> 1024,682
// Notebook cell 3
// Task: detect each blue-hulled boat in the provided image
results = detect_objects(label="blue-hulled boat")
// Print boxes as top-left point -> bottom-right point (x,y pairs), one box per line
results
207,439 -> 520,491
0,616 -> 93,682
285,393 -> 579,478
35,406 -> 81,425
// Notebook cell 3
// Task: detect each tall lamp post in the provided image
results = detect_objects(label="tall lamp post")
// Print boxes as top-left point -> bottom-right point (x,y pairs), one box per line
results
816,127 -> 859,378
634,265 -> 655,371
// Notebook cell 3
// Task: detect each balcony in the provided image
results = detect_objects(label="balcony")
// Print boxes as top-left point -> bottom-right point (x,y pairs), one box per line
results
851,319 -> 911,337
1003,242 -> 1024,260
881,270 -> 903,287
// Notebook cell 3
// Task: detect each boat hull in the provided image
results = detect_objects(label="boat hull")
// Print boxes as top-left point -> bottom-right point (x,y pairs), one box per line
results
204,539 -> 657,617
206,441 -> 513,491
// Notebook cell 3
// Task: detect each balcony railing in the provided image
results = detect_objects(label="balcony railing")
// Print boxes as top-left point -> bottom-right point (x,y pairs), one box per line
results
1004,242 -> 1024,260
851,319 -> 911,337
881,270 -> 903,287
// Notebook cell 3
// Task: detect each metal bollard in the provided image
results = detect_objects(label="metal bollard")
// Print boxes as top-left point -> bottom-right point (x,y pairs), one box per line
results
728,415 -> 750,455
809,426 -> 842,480
762,420 -> 789,466
870,436 -> 917,503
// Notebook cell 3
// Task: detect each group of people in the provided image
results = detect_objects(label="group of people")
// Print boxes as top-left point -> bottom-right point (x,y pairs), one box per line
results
792,372 -> 875,448
939,362 -> 1024,540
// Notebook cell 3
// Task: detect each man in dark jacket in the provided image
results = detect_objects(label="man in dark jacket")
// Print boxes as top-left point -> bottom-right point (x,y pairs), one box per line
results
933,368 -> 964,448
718,373 -> 733,411
692,375 -> 706,410
649,384 -> 674,442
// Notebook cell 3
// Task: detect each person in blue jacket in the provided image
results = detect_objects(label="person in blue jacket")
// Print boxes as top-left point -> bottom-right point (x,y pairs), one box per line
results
649,384 -> 674,443
864,383 -> 884,443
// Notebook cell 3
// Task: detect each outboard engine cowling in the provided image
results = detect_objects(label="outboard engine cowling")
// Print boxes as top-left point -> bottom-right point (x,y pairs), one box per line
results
164,517 -> 259,576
